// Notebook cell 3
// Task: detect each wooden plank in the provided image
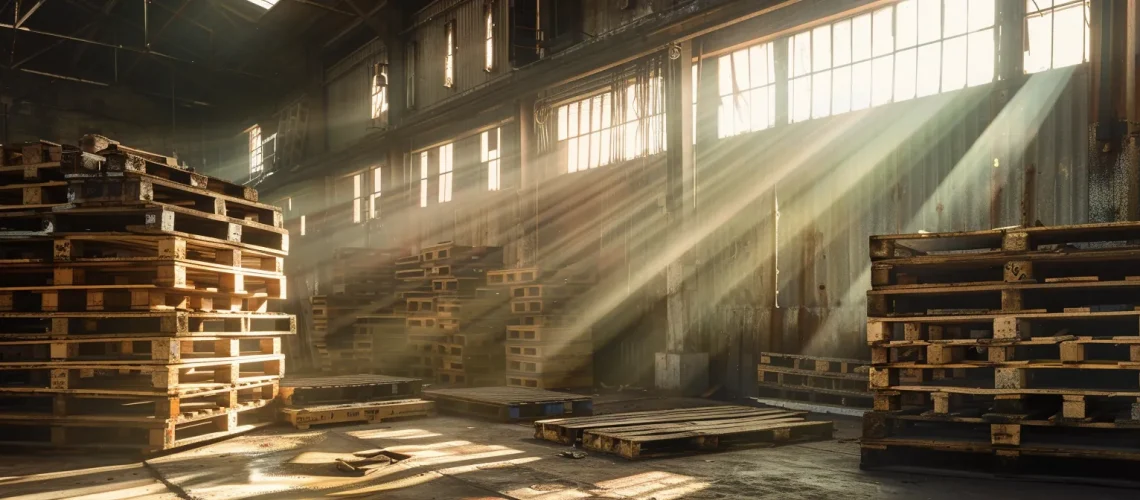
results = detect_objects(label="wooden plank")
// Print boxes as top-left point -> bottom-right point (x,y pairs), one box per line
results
280,399 -> 434,429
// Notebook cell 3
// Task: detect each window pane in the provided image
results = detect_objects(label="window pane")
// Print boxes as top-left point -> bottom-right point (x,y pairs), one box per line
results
851,61 -> 872,110
558,106 -> 568,140
833,20 -> 852,65
602,93 -> 613,129
945,0 -> 967,36
894,48 -> 917,101
1024,11 -> 1052,73
589,131 -> 600,169
567,104 -> 579,138
750,44 -> 770,87
872,8 -> 894,57
791,76 -> 811,122
968,0 -> 994,30
791,32 -> 811,77
600,128 -> 611,164
732,49 -> 751,89
590,96 -> 602,132
733,91 -> 752,132
852,14 -> 872,61
813,26 -> 831,71
832,65 -> 852,114
718,97 -> 733,137
871,55 -> 893,106
966,28 -> 994,86
718,54 -> 734,96
917,0 -> 941,44
568,137 -> 579,172
578,133 -> 590,169
353,174 -> 361,197
942,36 -> 967,90
812,70 -> 832,118
1053,4 -> 1085,68
896,0 -> 917,49
579,101 -> 591,136
917,42 -> 942,96
374,168 -> 382,192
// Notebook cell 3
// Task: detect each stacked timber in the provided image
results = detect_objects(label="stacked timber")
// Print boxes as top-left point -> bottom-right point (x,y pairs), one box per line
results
422,242 -> 505,386
0,136 -> 292,453
756,352 -> 872,408
862,223 -> 1140,479
398,252 -> 438,379
310,248 -> 403,374
492,267 -> 594,389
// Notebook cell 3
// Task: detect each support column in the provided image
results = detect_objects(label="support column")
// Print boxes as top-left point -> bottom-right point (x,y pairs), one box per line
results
656,41 -> 708,395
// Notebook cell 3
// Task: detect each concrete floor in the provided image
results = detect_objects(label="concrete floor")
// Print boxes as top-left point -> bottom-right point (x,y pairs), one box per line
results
1,397 -> 1137,500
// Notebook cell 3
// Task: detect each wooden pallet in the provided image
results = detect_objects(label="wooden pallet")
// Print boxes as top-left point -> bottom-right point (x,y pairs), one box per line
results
0,354 -> 285,391
0,401 -> 275,453
66,173 -> 282,227
425,386 -> 592,422
536,406 -> 832,459
279,374 -> 422,406
0,233 -> 285,269
486,267 -> 542,286
1,140 -> 64,166
506,369 -> 592,390
72,140 -> 258,202
0,310 -> 296,337
0,379 -> 277,420
0,335 -> 280,363
281,398 -> 434,429
757,352 -> 871,408
0,202 -> 287,253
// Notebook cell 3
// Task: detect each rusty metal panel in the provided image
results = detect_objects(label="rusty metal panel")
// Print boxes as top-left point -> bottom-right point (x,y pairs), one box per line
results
326,40 -> 387,152
410,0 -> 511,111
701,66 -> 1091,361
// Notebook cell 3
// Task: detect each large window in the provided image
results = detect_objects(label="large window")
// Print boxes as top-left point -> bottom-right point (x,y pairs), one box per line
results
718,42 -> 776,137
444,21 -> 456,88
1025,0 -> 1090,73
352,173 -> 364,224
484,3 -> 495,72
556,77 -> 666,173
788,0 -> 994,123
249,125 -> 263,176
482,128 -> 501,191
370,167 -> 382,219
438,143 -> 454,203
371,63 -> 388,121
419,152 -> 429,208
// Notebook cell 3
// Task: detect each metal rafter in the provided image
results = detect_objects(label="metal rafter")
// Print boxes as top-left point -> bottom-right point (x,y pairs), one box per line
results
324,0 -> 386,48
13,0 -> 43,28
290,0 -> 353,16
121,0 -> 194,80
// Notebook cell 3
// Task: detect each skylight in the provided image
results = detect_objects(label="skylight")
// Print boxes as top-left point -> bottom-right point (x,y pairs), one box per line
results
245,0 -> 279,10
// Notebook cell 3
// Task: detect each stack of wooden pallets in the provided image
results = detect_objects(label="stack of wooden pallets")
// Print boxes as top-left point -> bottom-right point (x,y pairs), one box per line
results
863,222 -> 1140,479
0,136 -> 293,453
0,140 -> 70,211
310,248 -> 403,374
419,242 -> 504,386
756,352 -> 871,408
491,267 -> 594,389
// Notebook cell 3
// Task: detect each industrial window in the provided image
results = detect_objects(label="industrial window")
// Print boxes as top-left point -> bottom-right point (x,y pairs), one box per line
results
556,77 -> 666,173
558,93 -> 613,173
788,0 -> 995,123
352,173 -> 365,224
406,42 -> 417,108
717,42 -> 776,138
371,63 -> 388,121
692,65 -> 698,143
249,125 -> 264,175
484,2 -> 495,72
300,215 -> 306,236
444,21 -> 456,88
482,128 -> 501,190
419,152 -> 429,208
370,167 -> 382,219
245,0 -> 278,9
438,144 -> 454,203
1024,0 -> 1090,73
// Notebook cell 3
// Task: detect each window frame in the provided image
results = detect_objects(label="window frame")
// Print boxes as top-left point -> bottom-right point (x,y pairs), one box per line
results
555,76 -> 667,174
484,1 -> 495,72
371,63 -> 389,122
438,143 -> 454,203
351,173 -> 365,224
482,128 -> 501,190
370,166 -> 382,220
716,41 -> 777,138
444,21 -> 457,88
1024,0 -> 1091,74
419,152 -> 429,208
249,125 -> 264,176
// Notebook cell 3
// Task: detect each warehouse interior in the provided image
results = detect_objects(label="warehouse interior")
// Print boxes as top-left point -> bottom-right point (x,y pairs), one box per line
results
1,0 -> 1139,498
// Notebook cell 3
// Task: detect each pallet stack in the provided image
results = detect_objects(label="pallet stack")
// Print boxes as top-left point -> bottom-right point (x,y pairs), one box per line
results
492,267 -> 594,389
422,242 -> 504,386
756,352 -> 871,408
310,248 -> 402,374
863,222 -> 1140,478
0,137 -> 293,453
397,252 -> 438,379
279,374 -> 432,430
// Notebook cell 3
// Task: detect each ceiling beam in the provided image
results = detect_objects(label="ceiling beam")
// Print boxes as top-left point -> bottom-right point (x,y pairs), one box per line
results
290,0 -> 353,16
11,17 -> 99,68
13,0 -> 44,29
0,20 -> 271,79
323,0 -> 386,48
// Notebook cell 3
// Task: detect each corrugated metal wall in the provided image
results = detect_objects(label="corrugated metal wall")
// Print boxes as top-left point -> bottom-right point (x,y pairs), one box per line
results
409,0 -> 510,111
693,65 -> 1091,395
326,39 -> 387,152
581,0 -> 671,36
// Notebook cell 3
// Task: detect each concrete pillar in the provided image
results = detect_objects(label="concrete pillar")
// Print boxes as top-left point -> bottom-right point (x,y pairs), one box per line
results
656,41 -> 708,395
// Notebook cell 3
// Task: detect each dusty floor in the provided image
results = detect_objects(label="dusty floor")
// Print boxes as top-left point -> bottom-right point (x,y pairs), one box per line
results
1,397 -> 1138,500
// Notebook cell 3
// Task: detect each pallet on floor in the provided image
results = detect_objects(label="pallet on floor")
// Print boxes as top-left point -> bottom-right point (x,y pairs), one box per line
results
536,405 -> 833,459
757,352 -> 872,408
424,385 -> 592,422
279,373 -> 422,406
280,398 -> 434,429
